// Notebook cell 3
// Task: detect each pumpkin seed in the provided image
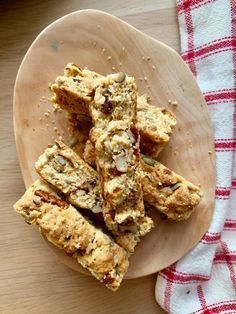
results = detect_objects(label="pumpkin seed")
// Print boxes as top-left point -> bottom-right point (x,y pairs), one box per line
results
142,155 -> 156,167
170,182 -> 182,191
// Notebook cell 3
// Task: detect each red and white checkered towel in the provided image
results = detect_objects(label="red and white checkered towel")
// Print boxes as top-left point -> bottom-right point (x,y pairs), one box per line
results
155,0 -> 236,313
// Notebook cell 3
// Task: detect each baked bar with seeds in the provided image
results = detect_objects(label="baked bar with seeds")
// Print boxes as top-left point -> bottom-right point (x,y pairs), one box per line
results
14,180 -> 129,291
51,63 -> 176,158
50,64 -> 101,114
83,140 -> 202,220
35,141 -> 154,253
141,156 -> 202,220
35,141 -> 102,214
51,64 -> 101,115
137,95 -> 176,159
88,72 -> 145,235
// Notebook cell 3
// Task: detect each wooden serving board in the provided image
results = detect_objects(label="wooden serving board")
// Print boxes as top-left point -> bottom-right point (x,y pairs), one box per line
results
14,9 -> 215,279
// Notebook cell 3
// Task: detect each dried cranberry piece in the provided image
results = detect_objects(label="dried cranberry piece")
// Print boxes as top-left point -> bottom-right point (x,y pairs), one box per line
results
133,147 -> 140,157
105,210 -> 116,221
87,89 -> 95,99
113,168 -> 123,176
101,96 -> 113,114
130,124 -> 139,142
120,217 -> 134,226
102,273 -> 114,284
35,190 -> 68,208
77,248 -> 86,256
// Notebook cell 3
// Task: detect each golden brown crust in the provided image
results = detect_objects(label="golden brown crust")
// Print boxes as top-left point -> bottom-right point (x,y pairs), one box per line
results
137,95 -> 176,159
50,64 -> 101,115
14,180 -> 129,291
141,156 -> 202,220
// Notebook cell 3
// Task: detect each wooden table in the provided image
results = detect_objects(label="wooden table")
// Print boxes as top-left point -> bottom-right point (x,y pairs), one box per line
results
0,0 -> 179,312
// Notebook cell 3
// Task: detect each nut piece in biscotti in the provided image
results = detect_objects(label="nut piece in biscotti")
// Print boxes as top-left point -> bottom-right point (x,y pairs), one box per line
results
137,95 -> 176,159
14,180 -> 129,291
88,72 -> 145,235
141,156 -> 203,220
35,141 -> 103,214
51,63 -> 176,158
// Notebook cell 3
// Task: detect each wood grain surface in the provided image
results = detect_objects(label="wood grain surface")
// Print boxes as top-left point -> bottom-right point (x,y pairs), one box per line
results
0,0 -> 180,313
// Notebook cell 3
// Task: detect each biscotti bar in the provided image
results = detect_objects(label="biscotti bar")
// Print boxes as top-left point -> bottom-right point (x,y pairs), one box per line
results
137,95 -> 176,159
83,139 -> 202,220
35,141 -> 102,214
14,180 -> 129,291
141,156 -> 202,220
88,72 -> 145,236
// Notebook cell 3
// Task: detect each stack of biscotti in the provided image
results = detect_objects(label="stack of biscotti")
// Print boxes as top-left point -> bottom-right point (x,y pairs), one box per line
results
34,141 -> 153,253
51,64 -> 176,159
51,63 -> 202,219
14,64 -> 202,291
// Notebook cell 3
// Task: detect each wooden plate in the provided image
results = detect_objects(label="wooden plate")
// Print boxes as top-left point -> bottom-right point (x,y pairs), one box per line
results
13,9 -> 215,279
